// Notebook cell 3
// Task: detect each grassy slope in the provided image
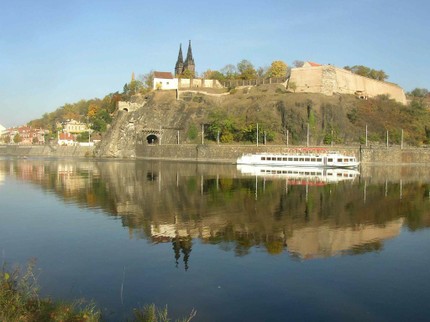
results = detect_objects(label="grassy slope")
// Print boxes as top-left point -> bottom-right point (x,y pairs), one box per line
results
163,84 -> 430,146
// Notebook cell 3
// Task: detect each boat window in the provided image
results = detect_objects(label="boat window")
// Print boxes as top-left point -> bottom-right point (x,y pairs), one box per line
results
344,159 -> 348,162
316,158 -> 322,162
277,157 -> 282,161
283,158 -> 287,161
287,158 -> 292,161
337,173 -> 342,177
294,158 -> 298,161
328,158 -> 333,162
261,157 -> 266,161
337,158 -> 342,162
299,158 -> 304,162
305,158 -> 310,162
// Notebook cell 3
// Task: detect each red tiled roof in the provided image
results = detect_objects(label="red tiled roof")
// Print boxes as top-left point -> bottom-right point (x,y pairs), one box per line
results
153,71 -> 174,79
307,61 -> 321,67
59,133 -> 75,140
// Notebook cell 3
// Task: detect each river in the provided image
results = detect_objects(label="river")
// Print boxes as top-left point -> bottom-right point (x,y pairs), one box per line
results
0,157 -> 429,321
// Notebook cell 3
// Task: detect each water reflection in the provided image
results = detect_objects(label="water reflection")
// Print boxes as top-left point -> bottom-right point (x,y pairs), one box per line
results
1,158 -> 430,264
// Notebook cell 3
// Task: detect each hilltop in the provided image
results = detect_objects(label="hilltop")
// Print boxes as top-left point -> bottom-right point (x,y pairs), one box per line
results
95,84 -> 430,158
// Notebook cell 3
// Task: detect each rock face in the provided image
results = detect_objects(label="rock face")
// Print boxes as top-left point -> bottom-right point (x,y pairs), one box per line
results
95,91 -> 207,158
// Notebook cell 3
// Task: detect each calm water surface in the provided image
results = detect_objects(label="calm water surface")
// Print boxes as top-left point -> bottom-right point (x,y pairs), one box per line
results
0,157 -> 429,321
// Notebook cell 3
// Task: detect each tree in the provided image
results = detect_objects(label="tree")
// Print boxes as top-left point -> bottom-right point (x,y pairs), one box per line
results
202,69 -> 226,82
87,103 -> 100,119
13,133 -> 22,144
220,64 -> 238,79
257,66 -> 268,78
293,60 -> 304,68
410,88 -> 429,97
142,71 -> 154,89
288,81 -> 297,92
344,65 -> 388,81
182,69 -> 195,79
267,60 -> 288,78
237,59 -> 257,80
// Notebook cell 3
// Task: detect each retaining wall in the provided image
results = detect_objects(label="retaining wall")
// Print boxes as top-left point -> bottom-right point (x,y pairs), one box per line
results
2,144 -> 430,165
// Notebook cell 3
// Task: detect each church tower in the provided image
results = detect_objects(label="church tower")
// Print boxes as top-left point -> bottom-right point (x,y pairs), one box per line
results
175,43 -> 184,77
183,40 -> 195,76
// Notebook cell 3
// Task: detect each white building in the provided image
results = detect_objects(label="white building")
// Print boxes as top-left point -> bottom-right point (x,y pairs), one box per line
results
0,123 -> 6,135
153,71 -> 178,90
63,119 -> 88,134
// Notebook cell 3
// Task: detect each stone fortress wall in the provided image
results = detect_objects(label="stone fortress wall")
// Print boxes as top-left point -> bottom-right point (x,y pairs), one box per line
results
170,64 -> 406,104
289,65 -> 407,104
178,78 -> 224,89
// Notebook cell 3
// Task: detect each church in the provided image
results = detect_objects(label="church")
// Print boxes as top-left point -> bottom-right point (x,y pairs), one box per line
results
174,40 -> 195,77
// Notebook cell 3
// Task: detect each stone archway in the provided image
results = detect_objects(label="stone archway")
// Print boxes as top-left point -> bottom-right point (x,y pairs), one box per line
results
146,134 -> 159,144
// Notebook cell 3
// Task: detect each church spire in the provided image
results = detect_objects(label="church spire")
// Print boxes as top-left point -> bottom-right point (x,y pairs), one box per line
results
175,43 -> 184,76
185,40 -> 194,64
183,40 -> 195,76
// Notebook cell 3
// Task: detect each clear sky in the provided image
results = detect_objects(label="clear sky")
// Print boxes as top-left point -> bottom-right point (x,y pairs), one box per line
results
1,0 -> 429,128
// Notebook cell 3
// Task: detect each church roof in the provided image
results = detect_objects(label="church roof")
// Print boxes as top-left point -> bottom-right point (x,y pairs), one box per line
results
154,71 -> 174,79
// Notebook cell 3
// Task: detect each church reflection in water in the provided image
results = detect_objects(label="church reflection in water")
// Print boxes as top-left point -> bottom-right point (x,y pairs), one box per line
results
2,158 -> 430,267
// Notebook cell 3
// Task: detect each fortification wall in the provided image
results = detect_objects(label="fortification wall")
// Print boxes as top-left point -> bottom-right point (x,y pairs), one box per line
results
0,145 -> 95,157
333,68 -> 406,104
178,78 -> 223,89
290,66 -> 406,104
289,67 -> 324,94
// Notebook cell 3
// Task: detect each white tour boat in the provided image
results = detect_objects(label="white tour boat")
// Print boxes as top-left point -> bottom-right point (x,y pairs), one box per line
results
236,151 -> 359,168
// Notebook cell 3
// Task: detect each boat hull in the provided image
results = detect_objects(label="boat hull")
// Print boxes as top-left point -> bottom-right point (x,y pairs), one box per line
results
236,153 -> 359,169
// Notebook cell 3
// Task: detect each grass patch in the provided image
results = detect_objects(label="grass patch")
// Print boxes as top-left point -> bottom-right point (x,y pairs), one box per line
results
1,261 -> 196,321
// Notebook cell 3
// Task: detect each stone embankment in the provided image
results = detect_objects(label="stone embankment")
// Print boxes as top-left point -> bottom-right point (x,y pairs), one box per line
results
0,145 -> 94,158
2,144 -> 430,166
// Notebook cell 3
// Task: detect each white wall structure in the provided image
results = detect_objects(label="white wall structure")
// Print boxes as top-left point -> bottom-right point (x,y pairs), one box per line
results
289,64 -> 407,104
153,71 -> 178,90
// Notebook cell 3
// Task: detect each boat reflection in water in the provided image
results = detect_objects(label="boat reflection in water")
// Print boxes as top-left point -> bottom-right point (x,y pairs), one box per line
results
237,164 -> 360,185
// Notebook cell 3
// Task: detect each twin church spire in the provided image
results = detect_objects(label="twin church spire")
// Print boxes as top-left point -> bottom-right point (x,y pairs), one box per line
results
175,40 -> 195,77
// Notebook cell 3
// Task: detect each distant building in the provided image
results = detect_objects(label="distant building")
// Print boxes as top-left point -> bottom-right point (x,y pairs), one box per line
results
0,123 -> 5,134
175,40 -> 195,77
1,126 -> 47,145
63,120 -> 88,134
153,71 -> 178,90
58,132 -> 76,146
302,61 -> 322,68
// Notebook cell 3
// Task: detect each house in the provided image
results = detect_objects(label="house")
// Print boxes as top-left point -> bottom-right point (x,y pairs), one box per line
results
63,119 -> 88,134
0,123 -> 5,135
153,71 -> 178,90
58,132 -> 76,146
302,61 -> 322,68
2,126 -> 47,145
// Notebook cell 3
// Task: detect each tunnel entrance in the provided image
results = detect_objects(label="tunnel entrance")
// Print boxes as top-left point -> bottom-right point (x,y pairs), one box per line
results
146,134 -> 159,144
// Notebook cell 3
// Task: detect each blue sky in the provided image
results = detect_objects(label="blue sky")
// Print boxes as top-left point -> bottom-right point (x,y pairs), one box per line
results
1,0 -> 429,127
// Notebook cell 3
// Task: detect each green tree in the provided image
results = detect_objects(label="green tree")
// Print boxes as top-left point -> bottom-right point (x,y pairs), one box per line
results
344,65 -> 388,81
220,64 -> 238,79
410,88 -> 429,97
13,133 -> 22,144
182,69 -> 195,79
187,123 -> 198,141
237,60 -> 257,80
288,81 -> 297,92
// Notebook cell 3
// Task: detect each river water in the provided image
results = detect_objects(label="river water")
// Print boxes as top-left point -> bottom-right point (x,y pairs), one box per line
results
0,157 -> 429,321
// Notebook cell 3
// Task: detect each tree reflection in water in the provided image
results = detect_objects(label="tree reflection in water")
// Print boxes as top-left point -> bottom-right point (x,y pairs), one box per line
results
1,159 -> 430,265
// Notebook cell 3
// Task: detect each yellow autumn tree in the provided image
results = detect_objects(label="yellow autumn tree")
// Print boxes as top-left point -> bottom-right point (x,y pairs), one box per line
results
267,60 -> 288,78
87,103 -> 100,119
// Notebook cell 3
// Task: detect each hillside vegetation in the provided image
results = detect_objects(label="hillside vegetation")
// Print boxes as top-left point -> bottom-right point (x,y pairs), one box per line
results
135,84 -> 430,147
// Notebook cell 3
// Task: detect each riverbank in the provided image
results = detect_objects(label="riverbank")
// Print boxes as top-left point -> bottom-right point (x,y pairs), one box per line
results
2,144 -> 430,165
